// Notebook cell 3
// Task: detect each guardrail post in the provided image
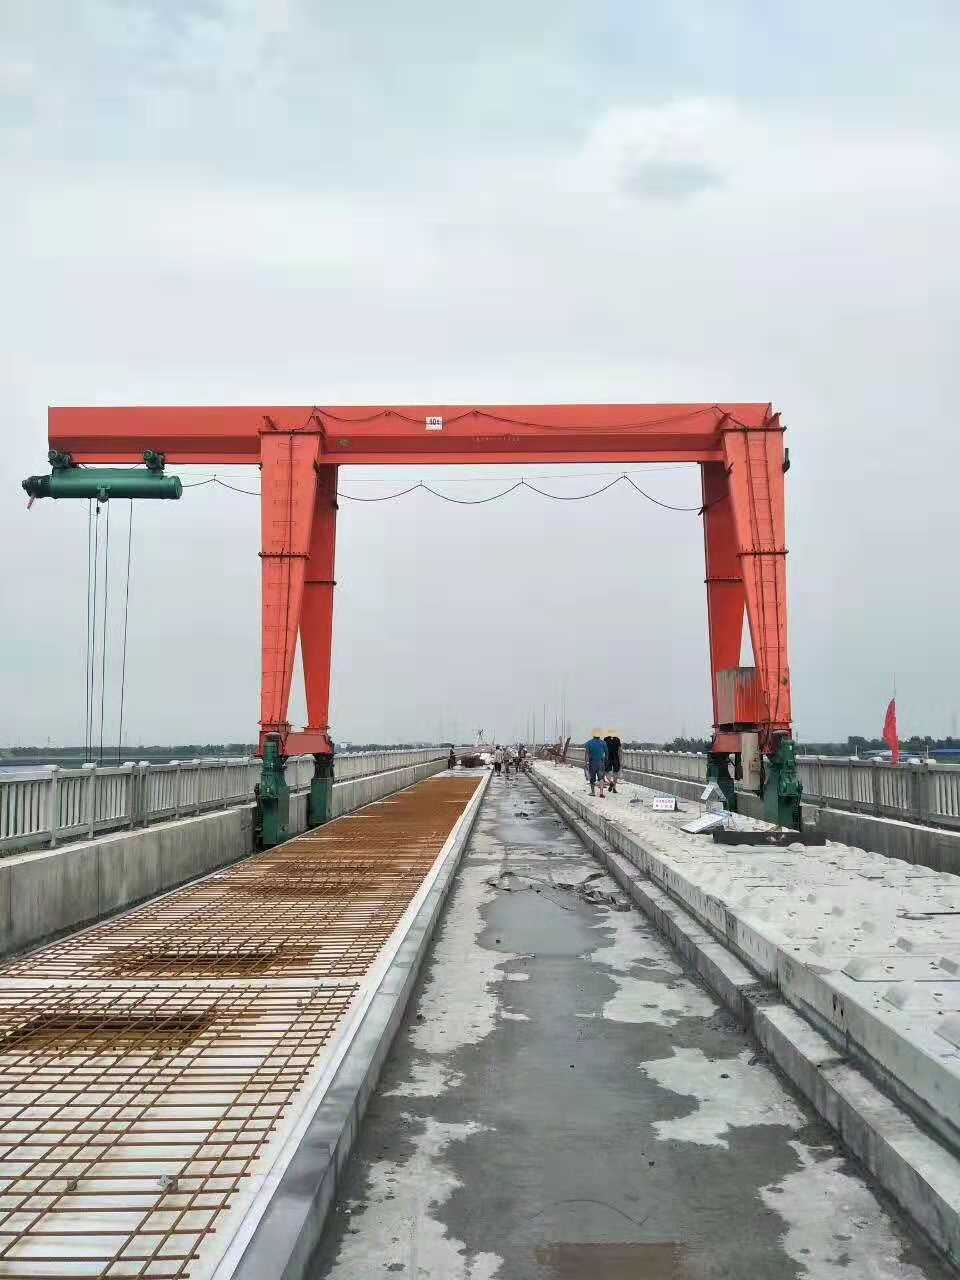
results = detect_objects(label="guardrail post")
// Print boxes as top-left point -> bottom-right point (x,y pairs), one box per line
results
870,763 -> 882,815
921,763 -> 938,825
47,767 -> 61,848
137,762 -> 149,826
172,761 -> 183,818
82,763 -> 97,839
909,765 -> 925,822
121,763 -> 136,829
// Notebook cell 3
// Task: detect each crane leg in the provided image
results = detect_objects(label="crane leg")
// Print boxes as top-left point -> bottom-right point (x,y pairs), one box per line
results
720,416 -> 799,828
701,462 -> 745,810
300,465 -> 339,826
258,431 -> 321,846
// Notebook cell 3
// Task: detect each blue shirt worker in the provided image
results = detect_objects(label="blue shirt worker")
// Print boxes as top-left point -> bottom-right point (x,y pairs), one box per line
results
584,731 -> 609,797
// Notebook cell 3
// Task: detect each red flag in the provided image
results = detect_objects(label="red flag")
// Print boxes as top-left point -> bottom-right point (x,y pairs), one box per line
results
883,698 -> 900,765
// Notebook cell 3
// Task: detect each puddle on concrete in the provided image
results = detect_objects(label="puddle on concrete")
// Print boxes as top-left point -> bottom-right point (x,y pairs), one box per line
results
535,1241 -> 690,1277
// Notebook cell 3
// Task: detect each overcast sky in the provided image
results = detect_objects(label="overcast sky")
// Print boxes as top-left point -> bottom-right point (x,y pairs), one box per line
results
2,1 -> 958,748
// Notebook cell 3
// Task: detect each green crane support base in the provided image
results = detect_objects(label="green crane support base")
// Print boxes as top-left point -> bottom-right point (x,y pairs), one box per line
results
308,752 -> 335,828
763,737 -> 803,831
258,735 -> 291,849
707,753 -> 738,812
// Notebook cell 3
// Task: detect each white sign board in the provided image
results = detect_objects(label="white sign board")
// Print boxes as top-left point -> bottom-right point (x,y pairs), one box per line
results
649,796 -> 678,811
425,416 -> 444,431
681,813 -> 726,835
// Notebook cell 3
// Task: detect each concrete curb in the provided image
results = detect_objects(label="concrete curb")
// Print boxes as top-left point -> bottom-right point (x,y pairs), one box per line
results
528,766 -> 960,1269
226,770 -> 491,1280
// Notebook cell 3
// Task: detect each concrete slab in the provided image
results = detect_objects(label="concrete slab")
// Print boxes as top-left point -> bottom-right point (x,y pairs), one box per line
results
535,762 -> 960,1264
309,773 -> 954,1280
533,761 -> 960,1156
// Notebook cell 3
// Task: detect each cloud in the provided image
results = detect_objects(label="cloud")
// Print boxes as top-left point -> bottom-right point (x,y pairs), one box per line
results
574,99 -> 729,200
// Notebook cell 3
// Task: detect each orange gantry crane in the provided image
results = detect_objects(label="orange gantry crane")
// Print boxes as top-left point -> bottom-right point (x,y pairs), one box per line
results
27,402 -> 798,842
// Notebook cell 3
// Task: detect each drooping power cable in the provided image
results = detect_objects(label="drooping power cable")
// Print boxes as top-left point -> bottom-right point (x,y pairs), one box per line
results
116,501 -> 133,765
194,473 -> 709,510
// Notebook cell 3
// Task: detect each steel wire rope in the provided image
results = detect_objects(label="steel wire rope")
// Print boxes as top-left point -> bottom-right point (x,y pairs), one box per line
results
116,501 -> 133,766
85,501 -> 94,762
98,500 -> 111,764
88,505 -> 101,764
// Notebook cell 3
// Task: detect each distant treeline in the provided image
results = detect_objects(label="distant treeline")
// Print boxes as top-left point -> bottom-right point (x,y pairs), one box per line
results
628,735 -> 960,756
0,741 -> 439,759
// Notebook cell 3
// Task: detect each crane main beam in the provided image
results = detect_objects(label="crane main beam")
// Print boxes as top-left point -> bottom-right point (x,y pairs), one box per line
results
47,403 -> 773,465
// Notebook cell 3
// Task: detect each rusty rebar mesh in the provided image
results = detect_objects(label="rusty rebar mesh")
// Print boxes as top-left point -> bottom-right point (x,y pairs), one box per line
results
2,776 -> 481,984
106,945 -> 320,980
0,774 -> 481,1277
0,982 -> 356,1278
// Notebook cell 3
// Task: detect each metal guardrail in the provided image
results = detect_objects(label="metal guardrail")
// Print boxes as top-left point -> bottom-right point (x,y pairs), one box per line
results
0,749 -> 445,854
564,744 -> 960,830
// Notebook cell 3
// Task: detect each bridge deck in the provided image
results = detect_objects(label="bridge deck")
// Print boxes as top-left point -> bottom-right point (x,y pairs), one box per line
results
0,773 -> 482,1278
310,773 -> 952,1279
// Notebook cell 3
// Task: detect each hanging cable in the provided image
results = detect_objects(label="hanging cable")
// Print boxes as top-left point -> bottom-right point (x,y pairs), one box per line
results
88,504 -> 101,764
98,500 -> 111,764
191,471 -> 713,511
85,500 -> 93,762
421,481 -> 524,504
522,476 -> 624,500
213,478 -> 263,496
335,481 -> 424,503
116,501 -> 133,765
623,475 -> 707,512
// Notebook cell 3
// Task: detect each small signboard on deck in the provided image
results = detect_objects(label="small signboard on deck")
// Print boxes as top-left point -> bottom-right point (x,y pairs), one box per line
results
425,416 -> 444,431
649,796 -> 679,811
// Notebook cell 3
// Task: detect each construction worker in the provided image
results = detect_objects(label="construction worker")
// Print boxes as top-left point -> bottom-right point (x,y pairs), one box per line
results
447,747 -> 457,770
584,731 -> 608,797
604,731 -> 622,793
493,745 -> 504,776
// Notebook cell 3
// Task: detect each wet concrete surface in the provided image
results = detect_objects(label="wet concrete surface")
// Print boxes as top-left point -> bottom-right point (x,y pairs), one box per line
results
308,774 -> 956,1279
